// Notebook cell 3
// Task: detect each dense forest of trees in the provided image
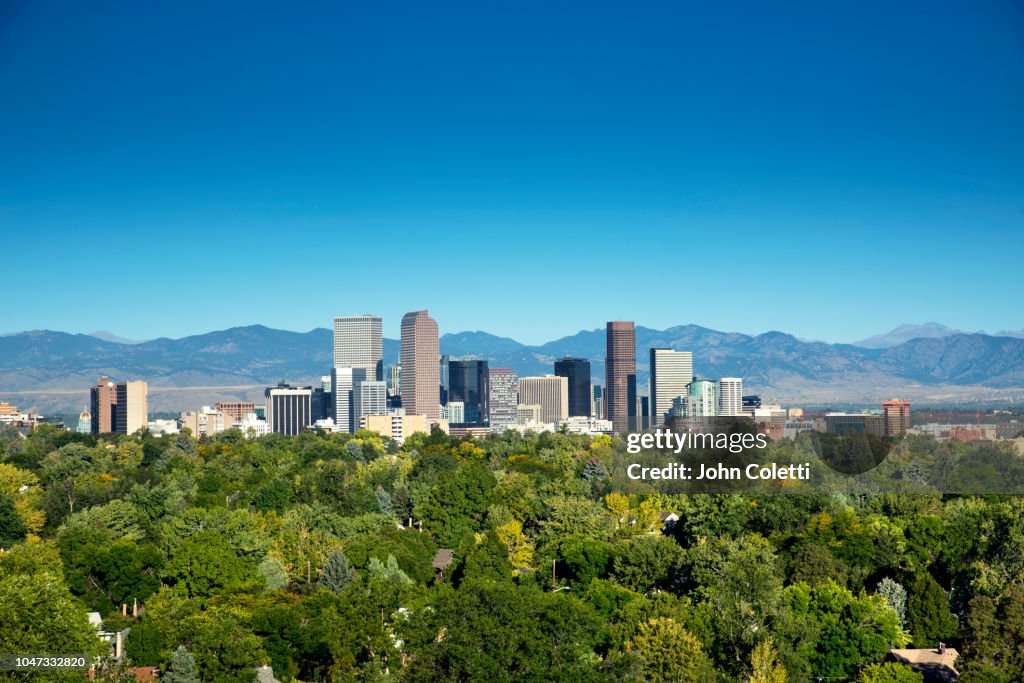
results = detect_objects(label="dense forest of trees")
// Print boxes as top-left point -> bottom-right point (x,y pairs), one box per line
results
1,423 -> 1022,682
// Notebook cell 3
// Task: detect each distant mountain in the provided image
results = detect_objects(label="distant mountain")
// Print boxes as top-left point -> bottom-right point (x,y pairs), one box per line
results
89,330 -> 148,345
852,323 -> 962,349
3,324 -> 1024,414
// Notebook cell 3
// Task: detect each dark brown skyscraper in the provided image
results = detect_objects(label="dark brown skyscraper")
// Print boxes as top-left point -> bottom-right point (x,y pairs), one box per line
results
90,377 -> 117,435
605,321 -> 637,432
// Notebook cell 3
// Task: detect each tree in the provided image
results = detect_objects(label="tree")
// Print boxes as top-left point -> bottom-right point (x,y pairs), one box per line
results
628,617 -> 712,683
906,572 -> 957,648
748,638 -> 787,683
0,570 -> 105,661
876,578 -> 908,627
161,531 -> 261,599
258,555 -> 289,590
495,519 -> 534,571
855,662 -> 923,682
163,645 -> 199,683
0,492 -> 27,548
318,551 -> 353,593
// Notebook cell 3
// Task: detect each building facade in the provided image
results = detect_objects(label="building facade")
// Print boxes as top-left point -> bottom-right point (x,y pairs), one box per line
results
400,310 -> 440,419
605,321 -> 637,432
518,375 -> 569,424
882,399 -> 911,437
554,357 -> 591,418
487,368 -> 518,428
649,348 -> 693,428
265,383 -> 313,435
333,315 -> 384,381
718,378 -> 743,417
448,359 -> 489,425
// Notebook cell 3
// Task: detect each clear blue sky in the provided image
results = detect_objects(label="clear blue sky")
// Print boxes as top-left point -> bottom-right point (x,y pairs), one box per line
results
1,0 -> 1022,344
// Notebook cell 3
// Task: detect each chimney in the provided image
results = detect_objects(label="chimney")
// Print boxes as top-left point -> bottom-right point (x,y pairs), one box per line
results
121,603 -> 127,616
133,599 -> 138,618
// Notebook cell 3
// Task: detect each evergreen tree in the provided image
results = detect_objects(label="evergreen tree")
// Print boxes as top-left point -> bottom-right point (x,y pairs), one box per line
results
163,645 -> 199,683
877,577 -> 908,627
318,551 -> 352,593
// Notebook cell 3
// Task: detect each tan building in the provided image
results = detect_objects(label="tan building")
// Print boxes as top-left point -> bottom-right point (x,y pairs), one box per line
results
363,413 -> 430,444
516,404 -> 543,425
882,399 -> 911,437
605,321 -> 636,432
215,402 -> 255,424
181,407 -> 230,437
115,381 -> 148,435
518,376 -> 568,424
90,378 -> 118,434
400,310 -> 440,419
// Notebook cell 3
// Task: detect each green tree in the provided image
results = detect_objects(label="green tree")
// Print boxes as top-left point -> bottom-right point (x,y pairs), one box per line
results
318,551 -> 353,593
163,645 -> 199,683
0,492 -> 28,547
628,617 -> 713,682
906,572 -> 957,648
748,637 -> 787,683
855,662 -> 923,682
161,531 -> 261,599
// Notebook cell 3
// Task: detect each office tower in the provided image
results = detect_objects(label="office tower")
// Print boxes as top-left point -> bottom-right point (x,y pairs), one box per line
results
90,378 -> 117,434
742,395 -> 762,411
518,375 -> 569,424
113,381 -> 148,434
386,364 -> 402,408
687,379 -> 718,417
637,395 -> 650,430
77,409 -> 91,434
442,401 -> 465,424
439,355 -> 451,406
718,378 -> 743,417
215,402 -> 256,424
353,380 -> 388,431
649,349 -> 693,428
605,321 -> 637,432
553,357 -> 591,418
333,315 -> 384,382
400,310 -> 440,419
882,399 -> 911,437
517,404 -> 543,424
591,385 -> 603,420
265,383 -> 313,435
448,359 -> 489,424
311,387 -> 330,422
487,368 -> 518,427
331,367 -> 368,433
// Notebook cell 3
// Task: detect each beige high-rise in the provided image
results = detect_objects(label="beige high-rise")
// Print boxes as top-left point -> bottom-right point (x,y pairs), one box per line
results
333,315 -> 383,381
400,310 -> 440,419
518,375 -> 569,424
115,381 -> 148,435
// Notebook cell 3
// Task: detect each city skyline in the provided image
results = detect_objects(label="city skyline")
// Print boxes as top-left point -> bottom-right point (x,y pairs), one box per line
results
1,2 -> 1022,344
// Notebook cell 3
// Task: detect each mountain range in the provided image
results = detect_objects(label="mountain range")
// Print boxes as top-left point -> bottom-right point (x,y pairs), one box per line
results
2,324 -> 1024,414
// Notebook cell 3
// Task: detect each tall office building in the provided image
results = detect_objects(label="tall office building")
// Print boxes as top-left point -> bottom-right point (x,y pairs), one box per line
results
605,321 -> 637,432
90,378 -> 117,434
487,368 -> 518,428
685,379 -> 719,418
353,380 -> 388,431
215,402 -> 256,423
115,381 -> 148,435
331,367 -> 368,433
882,399 -> 911,437
718,378 -> 743,417
386,364 -> 402,408
400,310 -> 440,419
265,383 -> 313,435
649,349 -> 694,428
333,315 -> 384,382
591,385 -> 604,420
518,375 -> 569,424
553,357 -> 591,418
439,355 -> 451,406
77,409 -> 91,434
448,359 -> 489,424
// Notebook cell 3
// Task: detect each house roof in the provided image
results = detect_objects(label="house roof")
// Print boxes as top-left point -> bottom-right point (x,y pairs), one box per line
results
887,648 -> 960,682
432,549 -> 455,569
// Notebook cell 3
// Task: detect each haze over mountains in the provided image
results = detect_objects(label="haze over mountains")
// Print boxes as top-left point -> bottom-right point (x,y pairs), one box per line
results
2,323 -> 1024,414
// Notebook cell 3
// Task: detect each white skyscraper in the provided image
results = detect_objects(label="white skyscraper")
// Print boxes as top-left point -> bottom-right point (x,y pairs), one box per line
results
353,380 -> 387,431
332,367 -> 367,434
333,315 -> 383,382
649,348 -> 693,428
518,375 -> 569,424
718,377 -> 743,417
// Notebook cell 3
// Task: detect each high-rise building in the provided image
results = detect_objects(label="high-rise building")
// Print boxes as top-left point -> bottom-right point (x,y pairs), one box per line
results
636,395 -> 650,430
400,310 -> 440,419
605,321 -> 637,432
518,375 -> 569,424
90,378 -> 117,434
441,401 -> 465,424
265,383 -> 313,435
439,354 -> 451,406
882,399 -> 911,437
553,357 -> 591,418
114,381 -> 148,435
718,378 -> 743,417
386,364 -> 402,408
649,349 -> 693,428
215,402 -> 256,424
448,359 -> 489,425
684,379 -> 718,418
77,409 -> 91,434
591,385 -> 604,420
487,368 -> 518,428
331,367 -> 368,433
353,380 -> 388,431
333,315 -> 384,382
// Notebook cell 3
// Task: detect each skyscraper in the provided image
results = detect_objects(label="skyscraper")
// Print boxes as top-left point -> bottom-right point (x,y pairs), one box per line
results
400,310 -> 440,419
882,398 -> 911,437
605,321 -> 637,432
115,381 -> 148,435
77,409 -> 91,434
333,315 -> 384,381
90,378 -> 117,434
686,379 -> 718,417
649,349 -> 693,428
448,359 -> 489,425
439,354 -> 451,405
487,368 -> 518,428
266,383 -> 313,435
332,367 -> 368,433
553,357 -> 591,418
353,380 -> 388,431
518,375 -> 569,424
718,378 -> 743,417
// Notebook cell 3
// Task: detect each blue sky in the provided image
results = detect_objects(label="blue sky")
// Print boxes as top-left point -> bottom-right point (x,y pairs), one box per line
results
1,0 -> 1022,345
